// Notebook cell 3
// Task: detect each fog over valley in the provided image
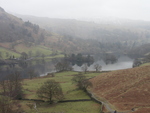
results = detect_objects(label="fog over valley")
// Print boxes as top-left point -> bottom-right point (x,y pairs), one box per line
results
0,1 -> 150,113
1,0 -> 150,21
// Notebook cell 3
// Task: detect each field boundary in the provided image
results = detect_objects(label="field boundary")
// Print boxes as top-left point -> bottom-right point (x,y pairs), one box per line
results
18,98 -> 92,103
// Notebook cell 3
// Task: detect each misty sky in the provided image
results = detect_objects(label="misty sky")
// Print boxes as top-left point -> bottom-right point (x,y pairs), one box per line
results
1,0 -> 150,21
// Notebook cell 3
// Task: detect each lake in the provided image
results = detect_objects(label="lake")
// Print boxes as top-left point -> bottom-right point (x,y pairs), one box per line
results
0,56 -> 133,79
72,56 -> 134,71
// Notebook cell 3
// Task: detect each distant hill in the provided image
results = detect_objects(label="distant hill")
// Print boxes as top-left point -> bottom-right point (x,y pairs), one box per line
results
3,8 -> 150,55
0,7 -> 64,59
14,14 -> 150,44
0,7 -> 45,43
90,66 -> 150,113
12,14 -> 150,55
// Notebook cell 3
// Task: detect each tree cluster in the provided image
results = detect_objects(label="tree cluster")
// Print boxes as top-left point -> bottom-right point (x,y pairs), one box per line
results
66,53 -> 94,63
132,59 -> 142,67
55,60 -> 73,72
24,21 -> 39,34
103,53 -> 118,64
20,52 -> 28,60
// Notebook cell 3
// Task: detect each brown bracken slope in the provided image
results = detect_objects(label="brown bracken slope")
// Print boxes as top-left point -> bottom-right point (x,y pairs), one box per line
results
90,65 -> 150,113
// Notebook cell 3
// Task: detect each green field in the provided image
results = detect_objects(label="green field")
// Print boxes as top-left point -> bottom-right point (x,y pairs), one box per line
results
21,101 -> 100,113
0,44 -> 64,60
22,71 -> 102,113
0,47 -> 20,59
23,71 -> 94,99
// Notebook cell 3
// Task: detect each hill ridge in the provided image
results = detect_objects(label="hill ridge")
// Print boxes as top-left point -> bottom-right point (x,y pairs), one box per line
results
90,65 -> 150,113
0,7 -> 5,12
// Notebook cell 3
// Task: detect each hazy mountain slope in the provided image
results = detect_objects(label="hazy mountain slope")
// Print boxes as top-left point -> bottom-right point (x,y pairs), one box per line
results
0,8 -> 39,43
6,9 -> 150,55
90,66 -> 150,113
15,14 -> 150,44
129,43 -> 150,57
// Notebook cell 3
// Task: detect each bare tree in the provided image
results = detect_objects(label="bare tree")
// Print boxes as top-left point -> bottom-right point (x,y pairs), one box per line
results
81,63 -> 88,74
41,54 -> 45,60
0,95 -> 23,113
0,52 -> 2,59
0,71 -> 24,99
94,64 -> 102,72
28,69 -> 37,79
36,79 -> 64,104
0,80 -> 6,96
72,74 -> 92,92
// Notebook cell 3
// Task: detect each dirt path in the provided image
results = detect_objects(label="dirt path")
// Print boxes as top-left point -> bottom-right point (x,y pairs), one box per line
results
90,92 -> 115,113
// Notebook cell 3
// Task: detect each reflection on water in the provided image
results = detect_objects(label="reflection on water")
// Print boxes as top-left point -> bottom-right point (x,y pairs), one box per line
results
0,56 -> 133,79
0,59 -> 56,79
72,56 -> 133,71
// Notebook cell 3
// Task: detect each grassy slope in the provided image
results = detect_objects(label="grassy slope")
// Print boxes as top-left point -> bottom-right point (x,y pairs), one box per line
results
0,47 -> 20,58
90,66 -> 150,113
0,42 -> 63,59
21,71 -> 101,113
